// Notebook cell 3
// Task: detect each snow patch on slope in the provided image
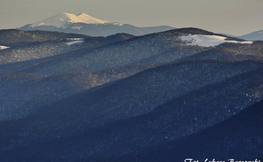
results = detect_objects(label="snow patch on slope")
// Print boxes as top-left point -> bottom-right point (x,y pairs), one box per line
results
31,13 -> 120,28
0,45 -> 10,50
71,26 -> 83,30
66,40 -> 84,46
181,35 -> 253,47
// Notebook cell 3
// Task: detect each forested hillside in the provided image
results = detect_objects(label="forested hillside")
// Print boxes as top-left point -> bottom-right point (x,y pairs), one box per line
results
0,27 -> 262,161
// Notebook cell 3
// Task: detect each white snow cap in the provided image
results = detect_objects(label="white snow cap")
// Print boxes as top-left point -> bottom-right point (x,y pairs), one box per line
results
181,35 -> 253,47
31,12 -> 119,28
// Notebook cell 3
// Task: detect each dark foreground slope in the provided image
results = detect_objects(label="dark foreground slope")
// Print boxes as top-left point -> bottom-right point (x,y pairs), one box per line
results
0,60 -> 262,160
0,63 -> 262,161
118,100 -> 263,162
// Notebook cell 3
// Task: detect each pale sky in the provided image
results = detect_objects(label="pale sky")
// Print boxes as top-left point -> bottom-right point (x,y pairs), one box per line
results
0,0 -> 263,36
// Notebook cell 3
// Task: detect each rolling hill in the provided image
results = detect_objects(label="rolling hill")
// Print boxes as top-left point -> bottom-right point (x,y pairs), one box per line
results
0,27 -> 262,161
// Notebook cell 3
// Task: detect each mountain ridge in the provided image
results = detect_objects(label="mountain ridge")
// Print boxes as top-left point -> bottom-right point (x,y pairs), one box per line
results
19,12 -> 175,36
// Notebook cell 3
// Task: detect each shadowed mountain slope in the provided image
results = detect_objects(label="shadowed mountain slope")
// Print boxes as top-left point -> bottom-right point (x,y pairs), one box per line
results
0,63 -> 262,161
0,60 -> 261,152
0,63 -> 154,121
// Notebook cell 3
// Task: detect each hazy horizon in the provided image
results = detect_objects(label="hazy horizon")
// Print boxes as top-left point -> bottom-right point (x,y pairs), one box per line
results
1,0 -> 263,36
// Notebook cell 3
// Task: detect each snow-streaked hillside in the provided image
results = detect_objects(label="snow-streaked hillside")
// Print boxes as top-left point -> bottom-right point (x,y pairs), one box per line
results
181,35 -> 253,47
0,31 -> 134,65
66,40 -> 84,46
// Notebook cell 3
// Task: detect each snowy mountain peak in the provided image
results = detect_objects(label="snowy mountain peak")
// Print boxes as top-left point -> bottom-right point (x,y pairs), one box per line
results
76,13 -> 89,16
19,13 -> 174,36
30,12 -> 113,28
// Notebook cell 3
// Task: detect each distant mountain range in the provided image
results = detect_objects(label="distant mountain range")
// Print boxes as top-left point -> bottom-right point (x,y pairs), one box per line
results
17,12 -> 263,40
19,12 -> 175,36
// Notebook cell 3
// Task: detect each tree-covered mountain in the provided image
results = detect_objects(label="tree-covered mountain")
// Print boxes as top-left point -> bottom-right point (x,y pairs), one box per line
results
0,61 -> 262,161
0,27 -> 262,161
0,63 -> 155,121
0,30 -> 135,65
116,99 -> 263,162
0,28 -> 213,75
0,60 -> 262,159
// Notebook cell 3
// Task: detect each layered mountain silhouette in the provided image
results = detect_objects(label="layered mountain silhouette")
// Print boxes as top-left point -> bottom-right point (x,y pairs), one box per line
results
0,62 -> 156,121
0,60 -> 262,160
0,63 -> 153,121
0,26 -> 262,161
19,12 -> 175,36
0,61 -> 262,161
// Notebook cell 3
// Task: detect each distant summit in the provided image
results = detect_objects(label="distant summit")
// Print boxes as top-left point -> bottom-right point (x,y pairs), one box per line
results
239,30 -> 263,41
19,12 -> 174,36
30,13 -> 119,28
